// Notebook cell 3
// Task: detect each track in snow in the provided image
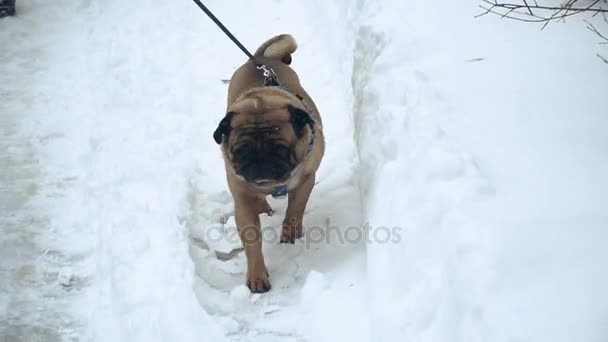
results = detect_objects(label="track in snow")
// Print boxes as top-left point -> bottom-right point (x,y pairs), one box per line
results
185,2 -> 369,341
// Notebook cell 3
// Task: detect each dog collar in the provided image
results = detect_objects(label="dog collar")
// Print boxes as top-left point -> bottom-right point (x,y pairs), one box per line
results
271,185 -> 288,198
305,127 -> 315,155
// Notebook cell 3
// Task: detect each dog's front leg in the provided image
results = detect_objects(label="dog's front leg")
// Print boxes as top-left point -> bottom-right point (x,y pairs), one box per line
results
281,174 -> 315,244
235,194 -> 271,293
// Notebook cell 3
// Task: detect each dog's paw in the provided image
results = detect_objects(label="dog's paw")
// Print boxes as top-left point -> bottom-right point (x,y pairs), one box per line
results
255,199 -> 274,216
280,224 -> 303,244
246,270 -> 271,293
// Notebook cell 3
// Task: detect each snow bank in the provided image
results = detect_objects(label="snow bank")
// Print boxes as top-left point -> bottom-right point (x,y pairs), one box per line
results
24,1 -> 230,341
352,1 -> 608,341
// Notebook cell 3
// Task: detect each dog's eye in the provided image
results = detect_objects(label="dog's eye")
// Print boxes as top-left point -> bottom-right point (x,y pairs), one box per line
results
264,127 -> 279,136
274,144 -> 290,159
233,144 -> 252,159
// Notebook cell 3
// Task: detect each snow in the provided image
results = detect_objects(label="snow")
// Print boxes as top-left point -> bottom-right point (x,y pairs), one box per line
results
354,1 -> 608,341
300,270 -> 328,309
57,267 -> 74,287
1,0 -> 607,342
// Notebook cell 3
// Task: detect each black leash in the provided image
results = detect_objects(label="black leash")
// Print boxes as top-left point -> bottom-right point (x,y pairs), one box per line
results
192,1 -> 317,198
190,0 -> 256,63
191,0 -> 289,88
191,0 -> 312,113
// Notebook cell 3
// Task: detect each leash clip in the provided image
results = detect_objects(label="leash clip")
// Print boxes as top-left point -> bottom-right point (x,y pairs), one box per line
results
257,64 -> 271,77
258,64 -> 282,87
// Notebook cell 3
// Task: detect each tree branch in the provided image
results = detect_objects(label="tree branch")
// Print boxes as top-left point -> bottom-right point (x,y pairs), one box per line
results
477,0 -> 608,64
477,0 -> 608,25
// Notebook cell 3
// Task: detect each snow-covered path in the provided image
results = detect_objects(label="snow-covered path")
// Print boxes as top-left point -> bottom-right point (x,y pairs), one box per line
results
3,1 -> 365,341
187,2 -> 368,341
1,2 -> 86,340
2,1 -> 607,342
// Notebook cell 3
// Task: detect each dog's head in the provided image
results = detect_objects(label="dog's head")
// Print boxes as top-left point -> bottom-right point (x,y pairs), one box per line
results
213,88 -> 315,185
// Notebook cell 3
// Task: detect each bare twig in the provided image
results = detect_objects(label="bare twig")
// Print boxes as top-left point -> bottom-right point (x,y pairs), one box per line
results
476,3 -> 552,22
585,19 -> 608,43
522,0 -> 534,15
597,53 -> 608,63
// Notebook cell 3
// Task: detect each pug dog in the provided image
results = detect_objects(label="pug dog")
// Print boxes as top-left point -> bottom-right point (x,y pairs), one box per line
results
213,34 -> 324,293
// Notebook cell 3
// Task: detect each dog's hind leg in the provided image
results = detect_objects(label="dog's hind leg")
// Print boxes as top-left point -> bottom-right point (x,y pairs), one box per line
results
253,197 -> 274,216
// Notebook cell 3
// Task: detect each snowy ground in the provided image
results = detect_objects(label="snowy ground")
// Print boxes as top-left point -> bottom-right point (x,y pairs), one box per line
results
1,0 -> 607,342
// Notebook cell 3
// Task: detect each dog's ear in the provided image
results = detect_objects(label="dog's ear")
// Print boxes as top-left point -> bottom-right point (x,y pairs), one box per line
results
282,54 -> 292,65
288,105 -> 315,137
213,113 -> 234,144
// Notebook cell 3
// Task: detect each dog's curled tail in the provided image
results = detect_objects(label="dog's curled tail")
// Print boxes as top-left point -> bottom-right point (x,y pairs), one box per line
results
254,34 -> 297,65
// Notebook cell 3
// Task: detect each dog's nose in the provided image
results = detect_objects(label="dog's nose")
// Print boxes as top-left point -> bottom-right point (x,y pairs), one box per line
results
242,161 -> 283,183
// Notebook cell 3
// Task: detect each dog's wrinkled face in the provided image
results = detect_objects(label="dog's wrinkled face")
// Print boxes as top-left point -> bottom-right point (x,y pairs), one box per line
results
214,92 -> 314,185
